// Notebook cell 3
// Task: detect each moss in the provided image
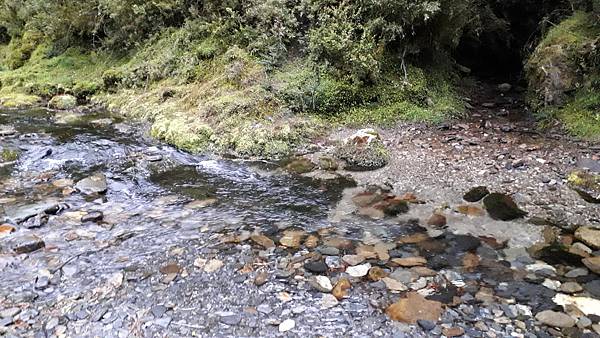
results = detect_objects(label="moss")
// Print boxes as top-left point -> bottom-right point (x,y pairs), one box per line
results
526,11 -> 600,138
150,115 -> 214,153
335,139 -> 390,171
567,170 -> 600,203
0,92 -> 41,108
1,148 -> 19,162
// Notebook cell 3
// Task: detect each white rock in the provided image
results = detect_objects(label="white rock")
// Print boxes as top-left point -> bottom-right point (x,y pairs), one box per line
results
346,263 -> 371,277
310,276 -> 333,292
279,319 -> 295,332
321,294 -> 339,309
108,272 -> 124,289
542,279 -> 561,291
382,277 -> 407,292
204,259 -> 223,273
342,255 -> 365,266
553,294 -> 600,316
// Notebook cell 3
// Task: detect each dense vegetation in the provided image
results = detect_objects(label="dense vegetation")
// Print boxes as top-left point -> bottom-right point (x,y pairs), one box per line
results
0,0 -> 598,156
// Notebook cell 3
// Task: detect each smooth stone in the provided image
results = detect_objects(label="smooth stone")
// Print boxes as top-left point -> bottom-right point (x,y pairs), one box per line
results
4,201 -> 59,224
219,314 -> 242,326
75,173 -> 108,195
417,319 -> 436,331
582,256 -> 600,274
346,263 -> 371,277
535,310 -> 575,328
304,261 -> 328,274
309,276 -> 333,293
575,227 -> 600,250
565,268 -> 588,278
342,255 -> 365,266
584,280 -> 600,297
560,282 -> 583,294
279,319 -> 295,332
483,193 -> 527,221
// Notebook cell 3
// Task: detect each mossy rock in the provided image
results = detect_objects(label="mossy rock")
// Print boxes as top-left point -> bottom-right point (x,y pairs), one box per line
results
568,170 -> 600,203
0,93 -> 41,108
1,147 -> 19,162
318,156 -> 339,171
483,193 -> 527,221
335,139 -> 390,171
48,95 -> 77,110
285,157 -> 315,174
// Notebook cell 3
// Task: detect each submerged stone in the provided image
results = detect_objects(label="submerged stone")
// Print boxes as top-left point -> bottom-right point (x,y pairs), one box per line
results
9,234 -> 45,254
483,193 -> 527,221
75,173 -> 108,195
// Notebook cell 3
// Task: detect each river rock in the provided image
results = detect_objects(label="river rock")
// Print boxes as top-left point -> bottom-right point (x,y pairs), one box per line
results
463,186 -> 490,202
582,256 -> 600,274
250,234 -> 275,249
279,319 -> 295,332
585,280 -> 600,297
392,257 -> 427,267
535,310 -> 575,328
342,255 -> 365,266
279,229 -> 305,248
75,173 -> 108,195
81,211 -> 103,223
568,171 -> 600,203
386,292 -> 442,323
575,227 -> 600,249
382,277 -> 407,292
304,261 -> 328,274
346,263 -> 371,277
309,276 -> 333,292
483,193 -> 527,221
321,294 -> 339,309
335,129 -> 389,171
9,234 -> 45,254
560,282 -> 583,294
332,278 -> 351,300
427,213 -> 447,227
4,201 -> 60,224
285,157 -> 315,174
48,95 -> 77,110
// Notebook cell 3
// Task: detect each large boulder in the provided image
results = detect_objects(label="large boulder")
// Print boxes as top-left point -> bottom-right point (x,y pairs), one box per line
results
48,95 -> 77,110
335,129 -> 389,171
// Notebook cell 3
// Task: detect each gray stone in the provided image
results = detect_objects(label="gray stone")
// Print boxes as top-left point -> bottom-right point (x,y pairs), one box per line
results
151,305 -> 167,318
577,316 -> 592,328
560,282 -> 583,294
565,268 -> 588,278
4,201 -> 59,224
75,173 -> 108,195
535,310 -> 575,328
9,234 -> 45,254
219,314 -> 242,326
389,269 -> 414,284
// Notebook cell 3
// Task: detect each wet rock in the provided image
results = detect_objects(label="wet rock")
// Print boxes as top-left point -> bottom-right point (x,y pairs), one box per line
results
285,157 -> 315,174
535,310 -> 575,328
575,227 -> 600,250
0,224 -> 16,237
582,256 -> 600,274
483,193 -> 527,221
9,234 -> 45,254
81,211 -> 103,223
418,319 -> 436,331
335,129 -> 389,171
304,261 -> 328,274
279,319 -> 295,332
568,171 -> 600,203
309,276 -> 333,292
427,213 -> 447,227
332,278 -> 351,300
48,95 -> 77,110
4,201 -> 60,224
250,234 -> 275,249
346,263 -> 371,277
386,292 -> 443,323
318,156 -> 339,171
463,186 -> 490,202
75,173 -> 107,195
184,198 -> 217,209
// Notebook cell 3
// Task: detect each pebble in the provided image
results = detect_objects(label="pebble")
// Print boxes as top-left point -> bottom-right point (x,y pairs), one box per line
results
342,255 -> 365,266
346,263 -> 371,277
577,316 -> 592,328
565,268 -> 588,278
418,319 -> 436,331
219,314 -> 242,326
560,282 -> 583,294
321,294 -> 339,309
304,261 -> 328,274
309,275 -> 333,292
279,319 -> 295,332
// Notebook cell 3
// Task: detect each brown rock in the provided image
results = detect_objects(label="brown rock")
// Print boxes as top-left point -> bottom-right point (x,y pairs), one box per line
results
323,237 -> 353,249
251,234 -> 275,249
332,278 -> 352,300
411,266 -> 438,277
582,256 -> 600,274
386,292 -> 443,323
304,234 -> 319,249
280,229 -> 306,248
368,267 -> 389,281
352,192 -> 383,207
443,327 -> 465,337
397,233 -> 429,245
254,271 -> 269,286
392,257 -> 427,267
457,205 -> 485,217
575,227 -> 600,250
0,224 -> 16,235
427,213 -> 447,227
358,206 -> 385,220
159,263 -> 181,275
462,253 -> 480,271
356,245 -> 378,259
